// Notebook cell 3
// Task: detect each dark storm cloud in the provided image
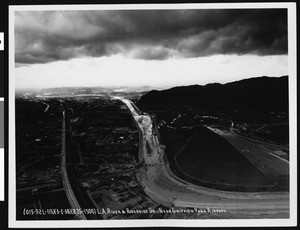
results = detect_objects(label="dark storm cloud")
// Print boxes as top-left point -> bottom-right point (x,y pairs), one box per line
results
15,9 -> 287,64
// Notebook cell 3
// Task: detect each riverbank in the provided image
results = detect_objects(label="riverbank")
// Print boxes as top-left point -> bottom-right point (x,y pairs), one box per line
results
116,97 -> 289,218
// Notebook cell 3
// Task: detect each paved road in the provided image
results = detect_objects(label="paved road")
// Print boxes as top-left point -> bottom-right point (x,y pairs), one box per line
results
61,111 -> 87,220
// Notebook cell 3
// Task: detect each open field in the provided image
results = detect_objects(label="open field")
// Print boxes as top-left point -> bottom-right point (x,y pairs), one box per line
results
162,126 -> 285,192
208,126 -> 289,178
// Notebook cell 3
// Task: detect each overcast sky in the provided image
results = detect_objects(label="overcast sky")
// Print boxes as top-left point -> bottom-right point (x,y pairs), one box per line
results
14,8 -> 288,89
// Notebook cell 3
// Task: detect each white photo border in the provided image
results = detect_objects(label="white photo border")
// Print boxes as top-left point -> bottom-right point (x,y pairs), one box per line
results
9,2 -> 297,228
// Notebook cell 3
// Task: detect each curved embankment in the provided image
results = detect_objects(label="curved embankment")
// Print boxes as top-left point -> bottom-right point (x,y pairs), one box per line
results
116,97 -> 289,218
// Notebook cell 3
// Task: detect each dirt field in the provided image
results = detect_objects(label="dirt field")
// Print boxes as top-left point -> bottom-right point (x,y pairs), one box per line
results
174,126 -> 274,190
208,127 -> 289,176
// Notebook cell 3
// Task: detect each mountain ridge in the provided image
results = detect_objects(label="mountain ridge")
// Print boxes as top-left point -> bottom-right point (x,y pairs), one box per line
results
138,76 -> 288,112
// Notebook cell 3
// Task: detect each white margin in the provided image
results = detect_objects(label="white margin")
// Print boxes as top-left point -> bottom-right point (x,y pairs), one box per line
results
9,4 -> 16,227
287,2 -> 297,226
8,2 -> 297,228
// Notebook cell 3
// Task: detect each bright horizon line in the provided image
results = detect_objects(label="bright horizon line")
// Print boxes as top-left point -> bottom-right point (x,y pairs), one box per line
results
14,54 -> 288,90
15,74 -> 287,91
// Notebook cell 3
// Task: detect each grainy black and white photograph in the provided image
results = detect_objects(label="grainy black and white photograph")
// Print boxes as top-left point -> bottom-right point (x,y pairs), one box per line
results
9,3 -> 297,228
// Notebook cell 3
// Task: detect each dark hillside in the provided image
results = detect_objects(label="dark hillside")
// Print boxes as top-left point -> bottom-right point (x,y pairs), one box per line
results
138,76 -> 288,112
